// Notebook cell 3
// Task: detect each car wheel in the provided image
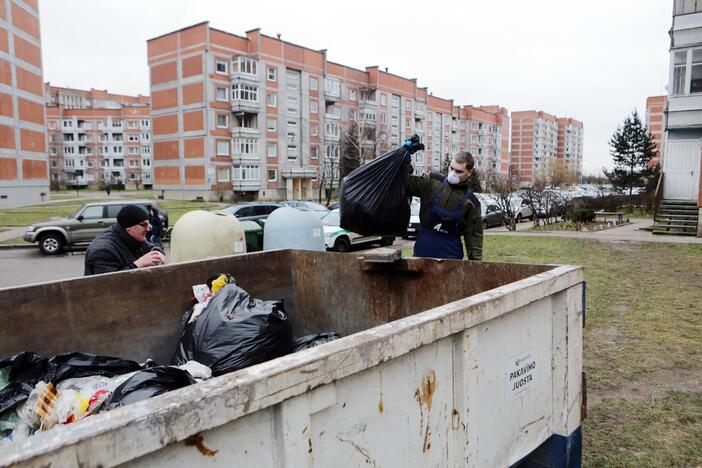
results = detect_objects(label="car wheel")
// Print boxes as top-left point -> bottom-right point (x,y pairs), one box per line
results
483,220 -> 489,230
38,232 -> 65,255
517,213 -> 523,223
333,237 -> 350,252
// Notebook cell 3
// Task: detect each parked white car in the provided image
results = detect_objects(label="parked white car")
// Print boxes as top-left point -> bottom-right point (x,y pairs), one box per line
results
322,209 -> 394,252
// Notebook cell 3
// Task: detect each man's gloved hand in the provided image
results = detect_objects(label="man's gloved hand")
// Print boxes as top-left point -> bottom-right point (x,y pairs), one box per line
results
402,134 -> 425,155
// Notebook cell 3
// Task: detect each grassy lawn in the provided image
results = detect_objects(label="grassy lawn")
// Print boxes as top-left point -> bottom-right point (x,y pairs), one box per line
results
481,236 -> 702,466
0,198 -> 224,229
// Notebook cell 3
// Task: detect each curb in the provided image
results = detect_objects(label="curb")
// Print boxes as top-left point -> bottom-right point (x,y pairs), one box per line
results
0,244 -> 35,250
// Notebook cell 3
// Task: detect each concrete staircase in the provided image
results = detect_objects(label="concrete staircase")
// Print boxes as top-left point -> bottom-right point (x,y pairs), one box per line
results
653,200 -> 699,236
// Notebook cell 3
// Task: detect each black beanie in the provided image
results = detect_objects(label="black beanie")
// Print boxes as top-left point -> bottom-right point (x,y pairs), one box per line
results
117,205 -> 149,228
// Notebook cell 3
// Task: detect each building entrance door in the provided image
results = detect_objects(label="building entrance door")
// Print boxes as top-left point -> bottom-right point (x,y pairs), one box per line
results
663,140 -> 701,200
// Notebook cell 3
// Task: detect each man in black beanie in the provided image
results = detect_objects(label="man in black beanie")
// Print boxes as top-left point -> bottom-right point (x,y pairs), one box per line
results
84,204 -> 167,275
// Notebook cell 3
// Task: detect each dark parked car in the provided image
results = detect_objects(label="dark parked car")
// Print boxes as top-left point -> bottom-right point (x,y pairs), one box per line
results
219,202 -> 283,225
481,203 -> 506,229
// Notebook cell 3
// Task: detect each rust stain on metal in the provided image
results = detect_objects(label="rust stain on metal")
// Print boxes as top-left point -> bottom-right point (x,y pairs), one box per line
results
337,436 -> 378,467
302,425 -> 308,434
185,433 -> 218,457
378,369 -> 384,414
414,370 -> 437,452
308,438 -> 313,453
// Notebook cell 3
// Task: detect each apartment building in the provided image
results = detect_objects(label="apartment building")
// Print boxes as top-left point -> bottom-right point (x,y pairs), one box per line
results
45,84 -> 152,189
461,105 -> 510,177
665,0 -> 702,235
0,0 -> 48,207
511,111 -> 583,185
556,118 -> 584,180
146,22 -> 512,201
645,95 -> 666,166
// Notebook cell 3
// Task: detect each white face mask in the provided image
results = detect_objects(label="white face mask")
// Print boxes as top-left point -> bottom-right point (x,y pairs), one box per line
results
447,171 -> 461,185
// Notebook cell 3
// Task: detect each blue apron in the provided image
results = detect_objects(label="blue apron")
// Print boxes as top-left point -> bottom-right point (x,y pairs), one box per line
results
413,179 -> 473,260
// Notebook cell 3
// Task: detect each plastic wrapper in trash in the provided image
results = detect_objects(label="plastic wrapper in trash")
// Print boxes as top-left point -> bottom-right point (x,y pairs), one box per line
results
106,366 -> 196,409
174,279 -> 293,376
177,361 -> 212,381
42,352 -> 144,384
340,136 -> 424,236
292,333 -> 341,352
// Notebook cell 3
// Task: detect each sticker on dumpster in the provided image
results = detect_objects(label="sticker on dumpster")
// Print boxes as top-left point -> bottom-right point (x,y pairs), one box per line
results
506,352 -> 536,398
312,228 -> 321,238
233,241 -> 245,253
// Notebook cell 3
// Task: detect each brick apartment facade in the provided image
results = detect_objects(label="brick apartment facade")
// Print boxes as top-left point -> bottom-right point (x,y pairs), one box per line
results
146,22 -> 512,201
511,111 -> 583,185
645,95 -> 666,166
45,84 -> 152,190
0,0 -> 48,207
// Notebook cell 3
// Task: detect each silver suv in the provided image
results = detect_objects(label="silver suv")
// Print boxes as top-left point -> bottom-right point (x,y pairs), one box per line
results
23,200 -> 167,255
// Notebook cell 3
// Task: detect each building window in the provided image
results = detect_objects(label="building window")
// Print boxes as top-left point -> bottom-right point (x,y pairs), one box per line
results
113,119 -> 123,128
233,138 -> 258,155
128,147 -> 139,155
310,77 -> 318,91
311,124 -> 318,136
62,120 -> 73,128
286,95 -> 299,114
268,169 -> 277,182
267,93 -> 277,107
232,164 -> 260,181
267,67 -> 276,81
324,78 -> 340,97
128,134 -> 138,142
267,143 -> 277,158
232,56 -> 258,76
217,114 -> 229,128
311,101 -> 318,114
50,148 -> 56,155
216,86 -> 228,102
349,89 -> 357,101
217,168 -> 230,183
325,144 -> 339,159
142,159 -> 151,166
216,59 -> 228,74
380,94 -> 387,106
310,146 -> 318,159
232,84 -> 258,102
267,119 -> 277,132
140,119 -> 150,127
141,133 -> 150,142
129,159 -> 138,167
325,122 -> 340,139
287,145 -> 298,159
692,49 -> 702,93
675,0 -> 702,14
48,120 -> 56,129
142,146 -> 151,154
216,140 -> 230,156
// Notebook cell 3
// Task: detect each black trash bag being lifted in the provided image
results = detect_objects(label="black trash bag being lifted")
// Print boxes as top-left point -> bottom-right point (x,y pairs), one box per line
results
292,333 -> 341,352
107,366 -> 195,409
340,135 -> 424,236
0,351 -> 145,414
174,282 -> 293,376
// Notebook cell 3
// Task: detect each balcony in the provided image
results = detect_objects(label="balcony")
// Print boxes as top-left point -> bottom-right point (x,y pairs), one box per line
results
667,94 -> 702,128
414,107 -> 425,120
232,179 -> 261,191
231,153 -> 261,165
231,99 -> 260,114
232,127 -> 260,138
324,78 -> 340,101
281,165 -> 317,179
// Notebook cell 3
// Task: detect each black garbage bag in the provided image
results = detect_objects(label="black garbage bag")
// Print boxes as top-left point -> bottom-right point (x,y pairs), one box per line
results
292,333 -> 341,352
174,283 -> 293,376
43,352 -> 145,383
107,366 -> 195,409
340,135 -> 424,236
0,351 -> 147,414
0,382 -> 34,414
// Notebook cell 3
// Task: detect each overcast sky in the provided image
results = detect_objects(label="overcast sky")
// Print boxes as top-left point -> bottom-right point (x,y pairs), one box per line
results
40,0 -> 672,174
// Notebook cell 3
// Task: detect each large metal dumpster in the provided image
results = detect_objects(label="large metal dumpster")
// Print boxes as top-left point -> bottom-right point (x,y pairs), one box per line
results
0,250 -> 584,467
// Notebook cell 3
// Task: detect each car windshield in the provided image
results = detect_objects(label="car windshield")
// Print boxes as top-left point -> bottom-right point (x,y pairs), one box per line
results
322,211 -> 341,226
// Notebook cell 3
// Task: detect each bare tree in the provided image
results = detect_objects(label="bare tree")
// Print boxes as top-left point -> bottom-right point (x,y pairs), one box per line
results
318,157 -> 339,206
340,107 -> 381,178
486,169 -> 520,231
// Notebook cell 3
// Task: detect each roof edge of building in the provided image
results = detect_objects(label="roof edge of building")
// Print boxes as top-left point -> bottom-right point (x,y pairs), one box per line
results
147,21 -> 210,43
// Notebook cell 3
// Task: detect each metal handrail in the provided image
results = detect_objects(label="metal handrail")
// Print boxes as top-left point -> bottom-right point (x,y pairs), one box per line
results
653,172 -> 664,221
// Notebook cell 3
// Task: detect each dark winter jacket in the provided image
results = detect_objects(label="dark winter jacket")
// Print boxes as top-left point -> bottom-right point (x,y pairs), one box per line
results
405,170 -> 483,261
84,224 -> 158,275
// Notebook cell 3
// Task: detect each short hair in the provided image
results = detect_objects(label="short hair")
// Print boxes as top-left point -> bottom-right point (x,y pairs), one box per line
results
453,151 -> 475,170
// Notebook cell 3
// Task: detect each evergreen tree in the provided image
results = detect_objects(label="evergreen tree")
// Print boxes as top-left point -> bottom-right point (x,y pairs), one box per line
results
605,110 -> 657,207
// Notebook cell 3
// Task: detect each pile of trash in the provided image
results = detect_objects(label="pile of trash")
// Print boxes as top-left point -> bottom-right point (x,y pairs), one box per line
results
1,274 -> 339,446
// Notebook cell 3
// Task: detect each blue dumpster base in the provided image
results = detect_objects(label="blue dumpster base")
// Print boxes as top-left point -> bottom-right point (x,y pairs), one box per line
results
511,426 -> 582,468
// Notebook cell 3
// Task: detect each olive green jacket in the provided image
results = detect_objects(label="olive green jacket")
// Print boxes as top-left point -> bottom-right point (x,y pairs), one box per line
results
405,172 -> 483,261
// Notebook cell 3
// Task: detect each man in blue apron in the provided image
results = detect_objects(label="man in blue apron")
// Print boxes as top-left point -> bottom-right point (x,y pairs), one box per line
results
405,151 -> 483,260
